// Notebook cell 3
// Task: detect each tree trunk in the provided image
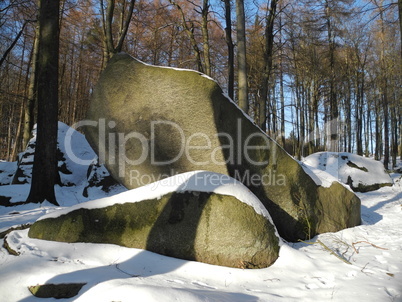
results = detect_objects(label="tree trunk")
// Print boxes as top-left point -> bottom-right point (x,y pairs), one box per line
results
100,0 -> 135,68
26,0 -> 60,206
201,0 -> 211,76
259,0 -> 278,131
0,21 -> 29,68
236,0 -> 248,114
115,0 -> 135,53
223,0 -> 234,100
11,103 -> 24,162
325,1 -> 339,152
279,9 -> 285,147
398,0 -> 402,64
23,24 -> 39,149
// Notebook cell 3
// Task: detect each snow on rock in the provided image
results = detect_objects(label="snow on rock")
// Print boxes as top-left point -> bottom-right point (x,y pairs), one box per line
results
302,152 -> 393,192
37,170 -> 276,228
0,161 -> 17,185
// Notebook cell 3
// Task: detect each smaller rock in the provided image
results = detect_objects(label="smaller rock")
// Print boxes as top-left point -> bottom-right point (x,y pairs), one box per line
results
28,283 -> 86,299
303,152 -> 393,192
29,171 -> 280,269
83,159 -> 121,198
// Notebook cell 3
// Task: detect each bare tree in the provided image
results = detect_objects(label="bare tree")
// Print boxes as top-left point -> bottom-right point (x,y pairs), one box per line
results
100,0 -> 135,68
169,0 -> 204,72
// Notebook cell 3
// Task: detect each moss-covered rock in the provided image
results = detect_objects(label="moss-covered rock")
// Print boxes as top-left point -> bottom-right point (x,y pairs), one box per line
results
85,53 -> 361,241
28,283 -> 86,299
29,191 -> 279,269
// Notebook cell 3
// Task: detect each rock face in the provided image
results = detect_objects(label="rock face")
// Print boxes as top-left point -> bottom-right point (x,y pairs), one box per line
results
84,53 -> 361,241
29,189 -> 280,269
303,152 -> 393,193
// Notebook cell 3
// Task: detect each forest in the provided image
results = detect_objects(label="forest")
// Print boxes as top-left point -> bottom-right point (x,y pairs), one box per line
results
0,0 -> 401,169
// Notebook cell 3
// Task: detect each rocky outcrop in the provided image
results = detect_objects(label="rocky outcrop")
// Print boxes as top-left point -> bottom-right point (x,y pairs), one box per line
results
84,53 -> 361,241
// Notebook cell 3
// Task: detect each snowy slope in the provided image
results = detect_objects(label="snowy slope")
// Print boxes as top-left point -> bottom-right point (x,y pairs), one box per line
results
0,173 -> 401,301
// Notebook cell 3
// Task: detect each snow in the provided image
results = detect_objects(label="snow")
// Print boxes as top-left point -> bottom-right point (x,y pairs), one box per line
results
302,152 -> 393,189
0,173 -> 401,301
300,161 -> 342,188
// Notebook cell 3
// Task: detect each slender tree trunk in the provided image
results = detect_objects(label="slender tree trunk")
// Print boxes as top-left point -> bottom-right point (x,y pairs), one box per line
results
201,0 -> 211,76
391,100 -> 398,168
279,9 -> 285,147
223,0 -> 234,100
236,0 -> 248,114
398,0 -> 402,64
355,70 -> 363,155
23,24 -> 39,149
280,56 -> 285,147
399,0 -> 402,160
105,0 -> 115,58
6,105 -> 14,160
375,101 -> 381,160
399,110 -> 402,160
308,81 -> 317,155
325,1 -> 338,152
115,0 -> 135,52
26,0 -> 60,205
11,104 -> 24,161
0,21 -> 29,68
259,0 -> 278,131
379,5 -> 389,169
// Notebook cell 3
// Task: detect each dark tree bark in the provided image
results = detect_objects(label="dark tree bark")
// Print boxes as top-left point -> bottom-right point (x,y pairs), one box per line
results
26,0 -> 60,205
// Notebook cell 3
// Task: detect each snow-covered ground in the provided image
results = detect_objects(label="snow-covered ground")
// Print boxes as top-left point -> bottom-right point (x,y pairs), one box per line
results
0,170 -> 401,301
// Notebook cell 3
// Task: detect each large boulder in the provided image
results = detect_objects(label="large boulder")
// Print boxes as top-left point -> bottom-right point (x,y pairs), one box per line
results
303,152 -> 393,193
84,53 -> 360,241
29,171 -> 280,269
